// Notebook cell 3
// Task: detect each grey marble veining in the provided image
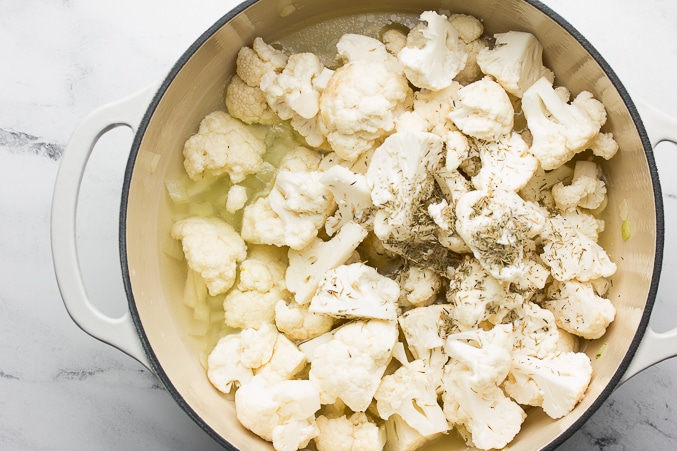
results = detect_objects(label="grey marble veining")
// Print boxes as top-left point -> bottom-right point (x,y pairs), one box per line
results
1,1 -> 676,450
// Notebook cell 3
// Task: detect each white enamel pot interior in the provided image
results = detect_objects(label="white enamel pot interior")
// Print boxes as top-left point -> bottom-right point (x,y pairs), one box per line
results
51,0 -> 672,450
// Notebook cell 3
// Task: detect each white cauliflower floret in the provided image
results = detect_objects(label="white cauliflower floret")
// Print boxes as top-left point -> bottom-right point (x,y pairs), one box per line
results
285,221 -> 368,305
256,333 -> 308,384
441,325 -> 526,451
407,83 -> 462,137
223,283 -> 284,330
375,359 -> 449,438
238,323 -> 280,369
182,111 -> 266,182
398,304 -> 453,361
279,145 -> 323,172
275,300 -> 335,342
398,11 -> 468,90
236,37 -> 288,88
448,14 -> 487,85
471,131 -> 538,192
504,352 -> 592,419
511,301 -> 561,359
171,216 -> 247,296
318,57 -> 412,161
519,164 -> 574,211
442,130 -> 470,171
336,33 -> 398,65
235,376 -> 320,451
225,74 -> 278,125
381,27 -> 408,55
309,319 -> 398,411
384,414 -> 437,451
448,13 -> 484,43
319,164 -> 374,236
226,184 -> 248,213
560,208 -> 605,242
455,189 -> 546,283
397,265 -> 442,308
588,131 -> 620,160
315,412 -> 386,451
310,263 -> 401,321
545,280 -> 616,340
476,31 -> 554,97
367,131 -> 445,242
447,76 -> 514,140
240,168 -> 334,250
522,76 -> 607,170
552,159 -> 607,211
540,214 -> 617,282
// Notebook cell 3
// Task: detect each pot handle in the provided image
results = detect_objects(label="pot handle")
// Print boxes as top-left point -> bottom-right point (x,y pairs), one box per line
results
51,84 -> 158,372
621,99 -> 677,383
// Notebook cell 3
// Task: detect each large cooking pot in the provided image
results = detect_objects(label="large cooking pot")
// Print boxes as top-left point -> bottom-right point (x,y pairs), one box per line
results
51,0 -> 677,449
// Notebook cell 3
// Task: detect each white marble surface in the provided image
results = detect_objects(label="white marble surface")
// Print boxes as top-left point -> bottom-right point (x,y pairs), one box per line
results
1,0 -> 676,449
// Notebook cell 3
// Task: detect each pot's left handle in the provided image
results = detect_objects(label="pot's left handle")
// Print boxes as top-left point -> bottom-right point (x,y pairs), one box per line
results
51,84 -> 159,371
621,99 -> 677,383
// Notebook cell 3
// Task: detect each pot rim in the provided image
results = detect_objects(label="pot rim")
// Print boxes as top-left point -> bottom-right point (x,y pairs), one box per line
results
118,0 -> 665,449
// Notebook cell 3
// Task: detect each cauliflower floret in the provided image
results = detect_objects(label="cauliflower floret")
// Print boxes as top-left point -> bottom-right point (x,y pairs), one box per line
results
588,131 -> 620,160
552,159 -> 607,211
285,221 -> 368,305
279,145 -> 323,172
374,359 -> 449,438
441,325 -> 526,451
381,27 -> 408,55
407,83 -> 462,137
454,37 -> 490,86
236,37 -> 288,88
519,164 -> 574,211
336,33 -> 398,65
540,213 -> 617,282
226,184 -> 248,213
384,413 -> 438,451
315,412 -> 386,451
309,319 -> 398,411
310,263 -> 401,321
447,76 -> 514,140
171,216 -> 247,296
275,300 -> 335,342
560,208 -> 605,242
504,352 -> 592,419
476,31 -> 554,97
319,164 -> 374,236
522,76 -> 607,170
256,332 -> 308,384
225,74 -> 278,125
396,265 -> 442,308
398,304 -> 453,361
318,58 -> 413,161
240,168 -> 335,250
235,376 -> 320,451
448,13 -> 483,43
471,131 -> 538,192
398,11 -> 468,90
455,189 -> 546,283
511,301 -> 561,359
545,280 -> 616,339
182,111 -> 266,182
223,283 -> 284,330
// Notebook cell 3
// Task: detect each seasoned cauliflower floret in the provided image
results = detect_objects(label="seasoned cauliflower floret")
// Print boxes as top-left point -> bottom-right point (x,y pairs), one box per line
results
552,159 -> 607,212
447,76 -> 514,140
381,27 -> 408,55
407,83 -> 462,137
398,11 -> 468,90
309,319 -> 398,412
319,164 -> 374,236
236,37 -> 288,88
397,265 -> 443,308
315,413 -> 386,451
275,300 -> 335,342
171,216 -> 247,296
182,111 -> 266,183
471,131 -> 538,192
476,31 -> 554,97
398,304 -> 453,361
545,279 -> 616,340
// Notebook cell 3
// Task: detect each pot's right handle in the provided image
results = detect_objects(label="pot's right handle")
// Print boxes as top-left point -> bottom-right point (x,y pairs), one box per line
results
621,99 -> 677,383
51,84 -> 158,372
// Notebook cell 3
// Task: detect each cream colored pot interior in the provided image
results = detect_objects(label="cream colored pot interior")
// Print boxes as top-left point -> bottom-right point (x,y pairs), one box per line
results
122,0 -> 660,449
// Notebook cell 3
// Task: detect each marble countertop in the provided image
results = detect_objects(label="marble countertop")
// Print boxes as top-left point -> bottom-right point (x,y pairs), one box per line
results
2,0 -> 676,449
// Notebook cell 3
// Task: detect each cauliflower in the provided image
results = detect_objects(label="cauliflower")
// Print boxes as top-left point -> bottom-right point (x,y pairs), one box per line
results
447,76 -> 514,140
319,164 -> 374,236
545,280 -> 616,339
381,27 -> 408,55
285,221 -> 368,305
240,168 -> 335,250
476,31 -> 554,97
560,208 -> 605,242
540,213 -> 617,282
236,37 -> 288,88
407,83 -> 462,137
384,414 -> 437,451
522,76 -> 607,170
398,304 -> 453,361
310,263 -> 401,321
319,47 -> 413,161
588,131 -> 620,160
182,110 -> 266,182
256,332 -> 308,384
396,265 -> 443,308
448,14 -> 488,85
398,11 -> 468,90
275,300 -> 335,341
171,216 -> 247,296
308,319 -> 398,411
226,184 -> 248,213
552,159 -> 607,211
455,189 -> 546,283
471,131 -> 538,192
235,376 -> 321,451
441,325 -> 526,450
511,301 -> 561,359
519,163 -> 574,211
374,359 -> 449,437
504,352 -> 593,419
337,33 -> 398,65
315,413 -> 386,451
225,74 -> 277,125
